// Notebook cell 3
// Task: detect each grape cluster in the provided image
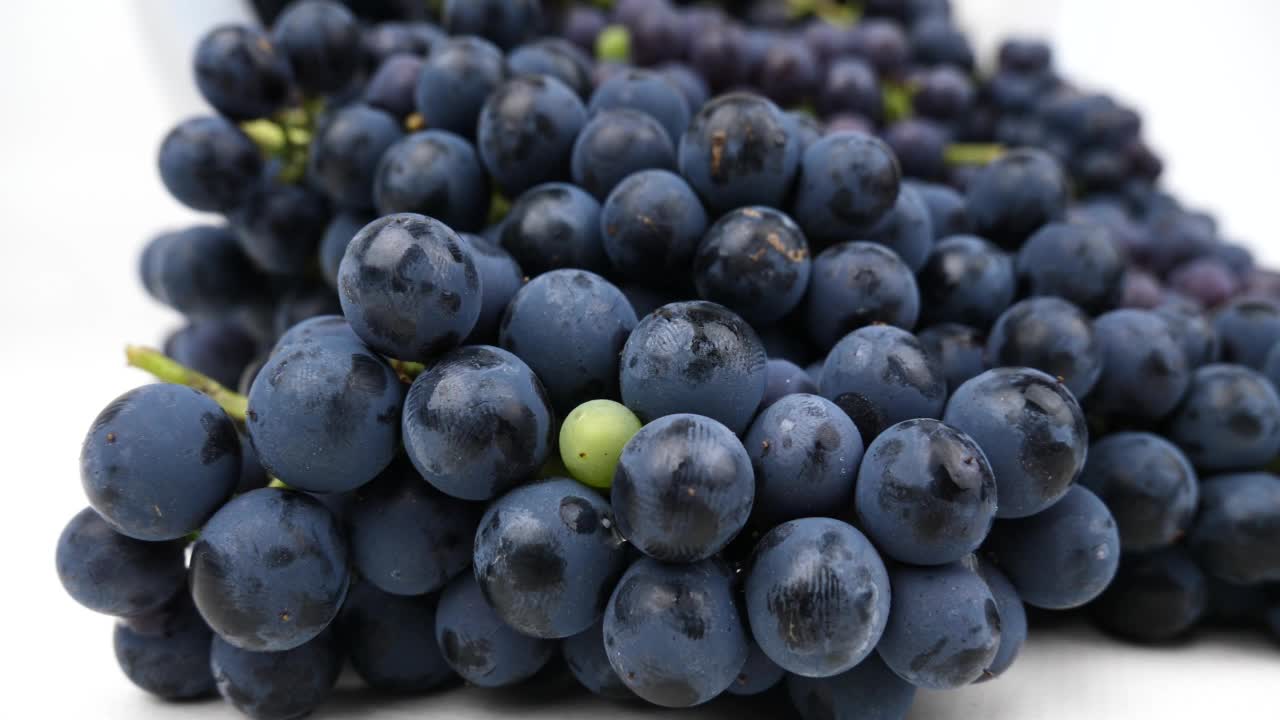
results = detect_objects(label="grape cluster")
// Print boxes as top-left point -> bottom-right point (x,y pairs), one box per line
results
58,1 -> 1280,718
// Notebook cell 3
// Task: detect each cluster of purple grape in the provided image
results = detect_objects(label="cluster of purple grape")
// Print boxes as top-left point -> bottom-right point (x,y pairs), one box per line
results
55,1 -> 1279,719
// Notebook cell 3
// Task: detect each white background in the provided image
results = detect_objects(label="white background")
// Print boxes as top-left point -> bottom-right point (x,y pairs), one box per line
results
0,1 -> 1276,718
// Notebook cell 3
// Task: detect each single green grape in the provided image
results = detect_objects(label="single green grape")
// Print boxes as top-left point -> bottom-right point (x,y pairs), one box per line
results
560,400 -> 643,489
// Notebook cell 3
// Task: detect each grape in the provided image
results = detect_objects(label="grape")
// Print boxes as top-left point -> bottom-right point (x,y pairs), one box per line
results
975,557 -> 1027,679
875,560 -> 1001,688
271,0 -> 362,93
918,235 -> 1014,329
1166,364 -> 1280,472
687,21 -> 746,93
435,572 -> 554,687
964,149 -> 1069,249
194,25 -> 291,121
820,325 -> 946,442
1091,547 -> 1208,643
787,654 -> 916,720
805,242 -> 920,349
603,558 -> 749,707
112,592 -> 215,700
599,169 -> 707,284
986,297 -> 1102,400
944,367 -> 1087,518
858,182 -> 936,271
816,59 -> 882,121
402,345 -> 554,501
692,206 -> 812,326
745,393 -> 862,525
337,580 -> 453,693
559,399 -> 643,490
629,3 -> 686,66
440,0 -> 540,50
803,19 -> 858,65
758,41 -> 820,108
987,70 -> 1052,114
1017,222 -> 1126,314
81,384 -> 240,541
657,62 -> 711,112
272,313 -> 360,350
458,233 -> 523,344
308,104 -> 403,209
234,175 -> 331,274
1089,309 -> 1191,420
619,301 -> 767,434
906,180 -> 970,238
318,212 -> 371,289
373,130 -> 490,232
562,620 -> 635,700
1168,258 -> 1239,309
855,419 -> 997,565
361,53 -> 422,118
271,282 -> 342,337
337,213 -> 480,361
913,65 -> 975,122
571,109 -> 676,201
725,640 -> 785,696
478,75 -> 587,196
158,116 -> 260,213
1155,297 -> 1219,368
235,431 -> 269,494
758,358 -> 819,411
998,37 -> 1052,74
785,111 -> 823,154
853,19 -> 909,76
507,38 -> 594,99
362,21 -> 442,63
474,478 -> 628,638
792,133 -> 901,249
190,489 -> 348,652
210,630 -> 343,720
501,182 -> 609,276
678,93 -> 800,214
1205,576 -> 1270,627
986,485 -> 1120,609
1119,269 -> 1164,310
164,318 -> 259,389
1213,298 -> 1280,369
346,456 -> 478,596
246,333 -> 402,492
882,119 -> 948,183
140,225 -> 262,315
918,323 -> 987,390
744,518 -> 890,677
55,507 -> 184,617
1078,432 -> 1198,551
1187,472 -> 1280,585
413,36 -> 507,138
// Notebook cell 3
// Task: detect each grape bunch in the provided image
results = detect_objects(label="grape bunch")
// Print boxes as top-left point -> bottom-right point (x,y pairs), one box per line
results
57,0 -> 1280,718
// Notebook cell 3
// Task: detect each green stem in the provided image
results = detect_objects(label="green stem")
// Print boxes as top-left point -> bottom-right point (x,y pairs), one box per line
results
945,143 -> 1006,166
125,345 -> 248,422
267,477 -> 291,490
389,359 -> 426,384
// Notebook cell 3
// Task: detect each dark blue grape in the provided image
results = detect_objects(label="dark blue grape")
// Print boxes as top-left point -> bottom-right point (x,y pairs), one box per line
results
158,116 -> 260,213
1017,222 -> 1125,314
786,111 -> 823,154
309,103 -> 403,209
918,235 -> 1014,329
803,19 -> 859,65
986,485 -> 1119,609
658,62 -> 711,112
272,313 -> 360,350
441,0 -> 540,50
745,393 -> 862,525
758,359 -> 820,411
271,282 -> 341,339
475,478 -> 627,638
1079,432 -> 1198,552
975,557 -> 1026,679
235,430 -> 269,494
247,334 -> 402,492
1213,298 -> 1280,369
362,21 -> 442,64
913,65 -> 974,122
1091,546 -> 1208,643
140,225 -> 263,315
319,212 -> 372,288
787,654 -> 916,720
918,323 -> 987,390
758,41 -> 819,108
562,5 -> 607,52
693,206 -> 812,326
403,345 -> 554,501
374,130 -> 489,232
1090,309 -> 1191,420
1155,298 -> 1218,368
1166,364 -> 1280,472
458,233 -> 523,344
347,456 -> 478,596
191,489 -> 349,652
234,178 -> 331,275
678,92 -> 800,214
337,213 -> 480,361
628,2 -> 686,66
501,182 -> 609,276
947,364 -> 1086,514
619,301 -> 767,434
81,384 -> 240,541
571,109 -> 676,201
113,592 -> 215,700
820,325 -> 945,442
857,182 -> 935,271
688,21 -> 746,93
745,518 -> 890,677
998,37 -> 1052,73
499,269 -> 636,414
271,0 -> 361,93
210,630 -> 343,720
792,132 -> 901,249
338,580 -> 453,692
882,118 -> 947,182
1168,258 -> 1239,310
986,297 -> 1102,400
906,180 -> 970,239
435,572 -> 554,687
478,75 -> 587,196
414,36 -> 507,138
965,149 -> 1069,249
600,169 -> 707,284
603,558 -> 749,707
855,419 -> 997,565
876,560 -> 1000,688
194,25 -> 292,121
562,619 -> 634,700
612,413 -> 754,562
817,59 -> 882,121
1205,576 -> 1269,627
726,640 -> 785,696
165,318 -> 259,389
55,507 -> 184,617
805,242 -> 920,350
508,38 -> 594,98
854,18 -> 909,76
1187,472 -> 1280,585
589,69 -> 691,145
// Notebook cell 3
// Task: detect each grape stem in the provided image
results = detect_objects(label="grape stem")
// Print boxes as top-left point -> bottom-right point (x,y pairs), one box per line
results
389,358 -> 426,383
945,143 -> 1006,166
124,345 -> 248,422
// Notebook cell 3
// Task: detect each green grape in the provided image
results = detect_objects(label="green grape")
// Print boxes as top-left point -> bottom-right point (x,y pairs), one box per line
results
559,400 -> 643,489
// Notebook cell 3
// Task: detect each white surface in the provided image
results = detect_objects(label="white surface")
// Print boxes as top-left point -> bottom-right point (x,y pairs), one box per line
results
1,1 -> 1276,718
